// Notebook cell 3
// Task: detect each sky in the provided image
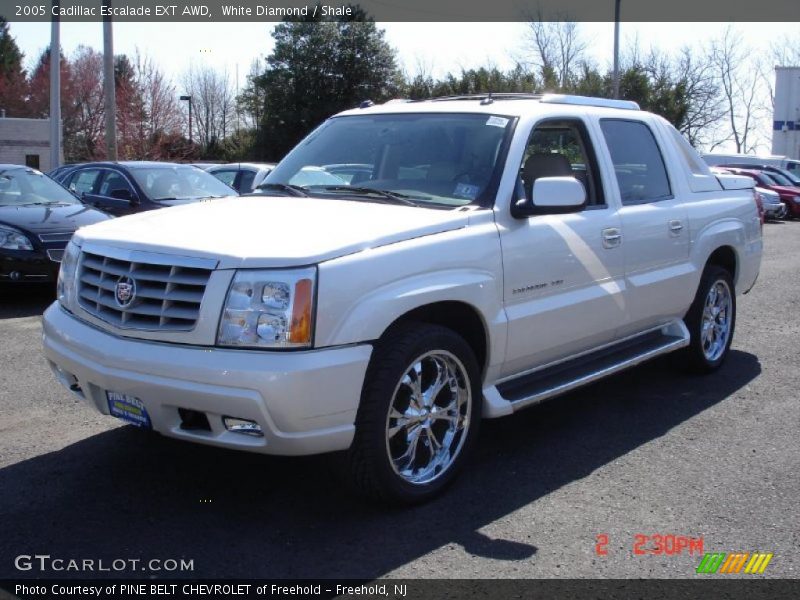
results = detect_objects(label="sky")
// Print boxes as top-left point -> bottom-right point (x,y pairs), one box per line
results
6,20 -> 798,153
8,21 -> 798,85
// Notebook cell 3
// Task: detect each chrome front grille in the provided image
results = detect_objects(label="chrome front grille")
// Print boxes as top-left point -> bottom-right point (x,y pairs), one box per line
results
77,250 -> 212,331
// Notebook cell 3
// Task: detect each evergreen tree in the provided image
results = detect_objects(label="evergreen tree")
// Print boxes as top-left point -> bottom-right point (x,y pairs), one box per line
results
255,6 -> 400,160
0,18 -> 27,116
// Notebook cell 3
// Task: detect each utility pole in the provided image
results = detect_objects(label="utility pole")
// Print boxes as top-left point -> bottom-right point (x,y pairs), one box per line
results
180,95 -> 193,144
612,0 -> 621,99
49,0 -> 61,170
103,0 -> 118,160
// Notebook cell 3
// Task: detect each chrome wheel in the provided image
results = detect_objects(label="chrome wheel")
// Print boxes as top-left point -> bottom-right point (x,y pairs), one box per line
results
385,350 -> 471,485
701,279 -> 732,362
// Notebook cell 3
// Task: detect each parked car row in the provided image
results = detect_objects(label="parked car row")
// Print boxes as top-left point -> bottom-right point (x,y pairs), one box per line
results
3,144 -> 798,292
709,164 -> 800,220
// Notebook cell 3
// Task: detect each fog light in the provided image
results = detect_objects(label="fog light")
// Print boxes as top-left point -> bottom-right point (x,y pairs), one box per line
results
223,416 -> 264,437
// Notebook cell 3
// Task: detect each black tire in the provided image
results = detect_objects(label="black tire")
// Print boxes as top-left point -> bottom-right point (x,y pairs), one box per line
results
348,322 -> 482,505
677,265 -> 736,374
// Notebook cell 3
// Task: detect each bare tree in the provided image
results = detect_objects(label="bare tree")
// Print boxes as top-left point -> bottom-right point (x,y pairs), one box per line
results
769,34 -> 800,69
758,35 -> 800,112
133,49 -> 182,151
709,27 -> 765,154
181,65 -> 236,152
675,46 -> 727,148
67,45 -> 105,160
520,12 -> 587,90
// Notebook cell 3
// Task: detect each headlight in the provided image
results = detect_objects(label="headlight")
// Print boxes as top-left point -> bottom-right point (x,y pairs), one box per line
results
792,196 -> 800,204
57,241 -> 81,307
0,225 -> 33,250
217,267 -> 316,349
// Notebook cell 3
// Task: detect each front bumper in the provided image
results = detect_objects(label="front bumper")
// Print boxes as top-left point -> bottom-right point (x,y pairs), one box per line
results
42,303 -> 372,455
763,204 -> 787,219
0,248 -> 60,282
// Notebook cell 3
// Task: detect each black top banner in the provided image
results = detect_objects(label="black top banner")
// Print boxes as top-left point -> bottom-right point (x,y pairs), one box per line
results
2,0 -> 799,22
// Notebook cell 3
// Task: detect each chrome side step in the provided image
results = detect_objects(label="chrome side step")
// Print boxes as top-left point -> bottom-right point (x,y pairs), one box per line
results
498,321 -> 690,412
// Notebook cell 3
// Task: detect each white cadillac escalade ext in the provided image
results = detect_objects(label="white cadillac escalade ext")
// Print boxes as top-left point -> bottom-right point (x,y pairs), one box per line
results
43,94 -> 762,503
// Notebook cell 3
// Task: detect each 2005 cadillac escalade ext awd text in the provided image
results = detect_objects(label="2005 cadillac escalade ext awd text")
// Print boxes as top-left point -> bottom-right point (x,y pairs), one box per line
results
43,94 -> 763,503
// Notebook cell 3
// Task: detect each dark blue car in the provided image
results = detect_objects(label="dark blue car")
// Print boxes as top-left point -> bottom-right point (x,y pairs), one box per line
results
52,161 -> 237,217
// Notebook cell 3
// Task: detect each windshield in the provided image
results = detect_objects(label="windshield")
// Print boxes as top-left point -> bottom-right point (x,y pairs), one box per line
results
264,113 -> 513,207
765,170 -> 794,187
129,165 -> 236,201
0,168 -> 79,206
758,172 -> 779,186
774,168 -> 800,186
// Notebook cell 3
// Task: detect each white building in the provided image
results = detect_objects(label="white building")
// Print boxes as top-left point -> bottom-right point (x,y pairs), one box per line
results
772,66 -> 800,161
0,116 -> 61,171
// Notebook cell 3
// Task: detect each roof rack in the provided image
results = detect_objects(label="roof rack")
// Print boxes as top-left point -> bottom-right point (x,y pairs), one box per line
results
427,93 -> 542,103
423,92 -> 640,111
540,94 -> 640,110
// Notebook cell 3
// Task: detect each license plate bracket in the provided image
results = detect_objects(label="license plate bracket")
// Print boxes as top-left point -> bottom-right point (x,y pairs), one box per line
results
106,391 -> 152,429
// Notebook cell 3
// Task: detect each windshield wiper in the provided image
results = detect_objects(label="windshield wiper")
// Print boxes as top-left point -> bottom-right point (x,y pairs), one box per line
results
253,183 -> 309,197
308,185 -> 426,207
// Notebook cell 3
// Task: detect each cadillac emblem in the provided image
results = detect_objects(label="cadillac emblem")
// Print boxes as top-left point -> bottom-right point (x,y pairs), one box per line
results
114,276 -> 136,308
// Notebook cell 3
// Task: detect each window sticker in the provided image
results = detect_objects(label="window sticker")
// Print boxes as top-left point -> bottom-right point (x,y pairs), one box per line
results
454,182 -> 481,200
486,116 -> 509,128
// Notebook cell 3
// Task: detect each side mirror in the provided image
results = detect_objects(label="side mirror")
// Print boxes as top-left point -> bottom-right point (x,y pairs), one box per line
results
110,188 -> 135,202
511,176 -> 586,218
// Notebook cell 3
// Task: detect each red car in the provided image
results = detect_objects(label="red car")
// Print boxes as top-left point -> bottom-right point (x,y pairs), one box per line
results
719,167 -> 800,218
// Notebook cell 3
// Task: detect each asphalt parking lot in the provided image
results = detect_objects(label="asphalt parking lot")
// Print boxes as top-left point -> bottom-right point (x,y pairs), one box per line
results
0,221 -> 798,581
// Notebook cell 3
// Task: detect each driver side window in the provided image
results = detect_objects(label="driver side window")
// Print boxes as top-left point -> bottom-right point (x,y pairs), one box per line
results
98,171 -> 135,198
520,120 -> 604,207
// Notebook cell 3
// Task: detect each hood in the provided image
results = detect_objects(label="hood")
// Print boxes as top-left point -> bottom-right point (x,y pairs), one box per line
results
75,196 -> 471,268
0,202 -> 110,235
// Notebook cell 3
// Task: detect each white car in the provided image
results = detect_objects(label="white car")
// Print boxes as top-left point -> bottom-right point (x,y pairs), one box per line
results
756,187 -> 787,219
43,94 -> 762,503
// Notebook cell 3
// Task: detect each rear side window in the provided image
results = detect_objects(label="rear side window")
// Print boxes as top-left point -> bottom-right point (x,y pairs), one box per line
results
600,119 -> 672,205
667,126 -> 708,175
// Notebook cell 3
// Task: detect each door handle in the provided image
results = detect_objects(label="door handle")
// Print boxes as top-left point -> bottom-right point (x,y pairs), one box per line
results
602,228 -> 622,248
669,220 -> 684,235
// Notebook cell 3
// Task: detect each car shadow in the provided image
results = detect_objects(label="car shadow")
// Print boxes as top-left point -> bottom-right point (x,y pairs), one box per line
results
0,283 -> 55,320
0,350 -> 760,579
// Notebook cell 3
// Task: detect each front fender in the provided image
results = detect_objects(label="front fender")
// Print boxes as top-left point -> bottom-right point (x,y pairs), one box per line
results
314,222 -> 507,377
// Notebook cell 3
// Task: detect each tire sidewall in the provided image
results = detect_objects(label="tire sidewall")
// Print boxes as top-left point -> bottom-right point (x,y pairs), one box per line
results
686,266 -> 736,372
354,324 -> 482,504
